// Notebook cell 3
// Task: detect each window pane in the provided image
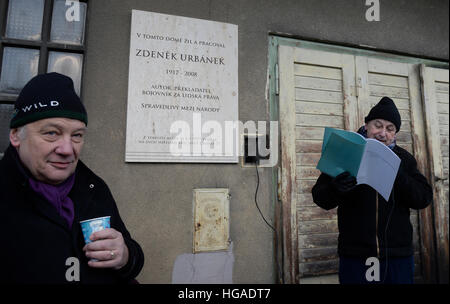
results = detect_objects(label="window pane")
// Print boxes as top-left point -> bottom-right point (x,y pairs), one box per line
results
0,104 -> 14,154
50,0 -> 87,45
5,0 -> 44,41
47,52 -> 83,96
0,47 -> 39,94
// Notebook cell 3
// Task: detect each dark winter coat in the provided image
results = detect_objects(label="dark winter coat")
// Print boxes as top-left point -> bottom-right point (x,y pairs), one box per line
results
312,143 -> 433,259
0,145 -> 144,284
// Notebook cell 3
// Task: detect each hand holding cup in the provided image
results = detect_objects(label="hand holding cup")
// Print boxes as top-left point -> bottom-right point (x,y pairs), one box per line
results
83,228 -> 129,270
80,216 -> 129,270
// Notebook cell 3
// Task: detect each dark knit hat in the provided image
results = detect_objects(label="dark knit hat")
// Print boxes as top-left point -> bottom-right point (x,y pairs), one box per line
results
10,72 -> 87,128
364,96 -> 401,132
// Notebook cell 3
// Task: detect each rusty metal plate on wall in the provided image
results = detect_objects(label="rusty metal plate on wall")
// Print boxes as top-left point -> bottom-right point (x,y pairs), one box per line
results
193,188 -> 230,253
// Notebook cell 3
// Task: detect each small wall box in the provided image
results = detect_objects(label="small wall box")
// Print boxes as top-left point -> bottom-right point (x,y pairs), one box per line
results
193,188 -> 230,253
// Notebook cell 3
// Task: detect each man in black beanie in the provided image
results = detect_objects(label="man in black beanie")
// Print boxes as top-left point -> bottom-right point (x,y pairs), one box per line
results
312,96 -> 432,284
0,73 -> 144,283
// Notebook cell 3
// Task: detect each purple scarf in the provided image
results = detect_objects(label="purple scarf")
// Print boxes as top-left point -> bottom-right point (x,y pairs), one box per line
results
28,174 -> 76,229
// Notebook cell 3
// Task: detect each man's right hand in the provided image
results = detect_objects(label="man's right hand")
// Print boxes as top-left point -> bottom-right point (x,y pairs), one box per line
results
331,172 -> 357,193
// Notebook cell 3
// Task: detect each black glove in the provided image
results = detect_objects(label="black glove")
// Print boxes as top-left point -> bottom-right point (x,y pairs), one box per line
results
331,172 -> 357,194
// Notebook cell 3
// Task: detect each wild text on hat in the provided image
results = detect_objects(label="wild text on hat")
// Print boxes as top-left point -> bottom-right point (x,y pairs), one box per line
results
21,100 -> 60,113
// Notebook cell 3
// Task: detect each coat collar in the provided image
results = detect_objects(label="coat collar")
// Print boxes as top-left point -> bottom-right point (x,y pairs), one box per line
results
2,145 -> 98,234
70,160 -> 99,219
2,145 -> 29,188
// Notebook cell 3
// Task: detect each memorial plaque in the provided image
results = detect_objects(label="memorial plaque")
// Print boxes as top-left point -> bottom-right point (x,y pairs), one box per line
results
126,10 -> 238,162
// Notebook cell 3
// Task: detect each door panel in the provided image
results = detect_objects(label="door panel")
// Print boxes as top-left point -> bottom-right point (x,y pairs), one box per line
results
355,57 -> 431,282
421,65 -> 449,283
279,46 -> 356,280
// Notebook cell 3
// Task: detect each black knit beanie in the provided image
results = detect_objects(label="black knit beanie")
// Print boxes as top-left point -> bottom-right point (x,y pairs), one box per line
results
10,72 -> 87,128
364,96 -> 401,133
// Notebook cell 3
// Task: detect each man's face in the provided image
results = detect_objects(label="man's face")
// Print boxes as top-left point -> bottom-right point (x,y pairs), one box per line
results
10,117 -> 86,185
365,119 -> 397,146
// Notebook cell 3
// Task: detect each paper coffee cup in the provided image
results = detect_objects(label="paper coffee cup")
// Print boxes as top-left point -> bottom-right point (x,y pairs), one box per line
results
80,216 -> 111,262
80,216 -> 111,244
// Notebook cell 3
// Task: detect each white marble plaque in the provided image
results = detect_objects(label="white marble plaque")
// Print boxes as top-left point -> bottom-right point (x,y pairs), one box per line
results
126,10 -> 238,162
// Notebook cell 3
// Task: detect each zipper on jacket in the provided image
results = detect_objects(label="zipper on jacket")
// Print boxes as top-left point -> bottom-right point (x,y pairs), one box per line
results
375,192 -> 380,258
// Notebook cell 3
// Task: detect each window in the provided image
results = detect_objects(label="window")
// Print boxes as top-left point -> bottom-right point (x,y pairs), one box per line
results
0,0 -> 87,156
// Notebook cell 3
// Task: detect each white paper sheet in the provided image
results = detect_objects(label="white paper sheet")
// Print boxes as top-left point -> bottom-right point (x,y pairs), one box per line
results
172,242 -> 234,284
357,139 -> 401,201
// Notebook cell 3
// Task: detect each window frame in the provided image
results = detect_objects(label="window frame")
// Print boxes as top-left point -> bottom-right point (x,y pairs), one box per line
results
0,0 -> 88,103
0,0 -> 88,157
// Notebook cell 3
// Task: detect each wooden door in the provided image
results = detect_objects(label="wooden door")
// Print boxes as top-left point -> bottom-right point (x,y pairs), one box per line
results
279,45 -> 357,282
278,45 -> 435,283
421,65 -> 449,283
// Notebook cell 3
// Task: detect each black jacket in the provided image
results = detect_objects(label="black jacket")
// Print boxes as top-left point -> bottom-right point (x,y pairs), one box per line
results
0,146 -> 144,284
312,144 -> 433,258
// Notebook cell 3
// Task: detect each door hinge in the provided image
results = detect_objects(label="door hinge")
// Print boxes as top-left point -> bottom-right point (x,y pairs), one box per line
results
277,166 -> 282,201
275,63 -> 280,95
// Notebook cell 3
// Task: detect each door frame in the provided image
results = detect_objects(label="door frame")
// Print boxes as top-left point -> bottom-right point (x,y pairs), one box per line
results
420,65 -> 450,283
268,35 -> 448,283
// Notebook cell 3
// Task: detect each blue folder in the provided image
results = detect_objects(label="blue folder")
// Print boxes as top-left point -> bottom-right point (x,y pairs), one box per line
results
316,127 -> 366,178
